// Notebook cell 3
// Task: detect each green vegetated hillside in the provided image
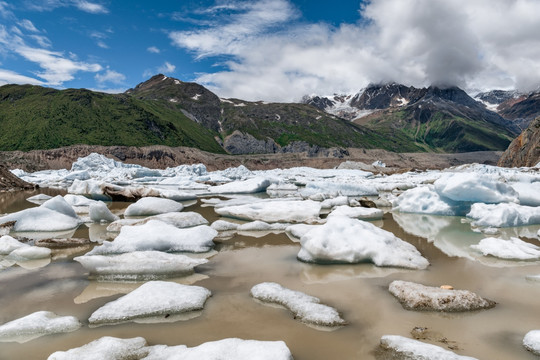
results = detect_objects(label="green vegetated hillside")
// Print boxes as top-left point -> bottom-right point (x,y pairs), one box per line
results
0,84 -> 224,152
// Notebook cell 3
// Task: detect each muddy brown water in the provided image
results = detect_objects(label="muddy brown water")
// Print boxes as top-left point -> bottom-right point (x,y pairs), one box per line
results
1,190 -> 540,359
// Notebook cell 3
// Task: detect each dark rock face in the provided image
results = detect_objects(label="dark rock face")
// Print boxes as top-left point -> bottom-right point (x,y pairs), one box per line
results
499,92 -> 540,130
223,131 -> 280,155
498,117 -> 540,168
350,83 -> 425,109
475,90 -> 522,105
0,165 -> 36,191
301,95 -> 335,110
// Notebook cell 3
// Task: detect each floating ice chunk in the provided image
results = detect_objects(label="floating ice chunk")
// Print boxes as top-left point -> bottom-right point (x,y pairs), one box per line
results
124,197 -> 184,217
379,335 -> 478,360
209,177 -> 272,194
467,203 -> 540,227
144,338 -> 293,360
511,182 -> 540,206
0,207 -> 81,232
298,216 -> 428,269
327,205 -> 383,220
524,330 -> 540,355
251,282 -> 345,327
41,195 -> 78,219
238,221 -> 289,231
471,237 -> 540,260
389,280 -> 495,312
64,194 -> 98,207
216,200 -> 321,223
300,181 -> 378,197
26,194 -> 52,204
211,220 -> 240,231
0,311 -> 81,343
8,245 -> 51,260
158,189 -> 197,201
216,165 -> 253,180
68,179 -> 109,200
89,220 -> 216,255
88,281 -> 211,325
107,212 -> 208,232
393,186 -> 466,216
74,251 -> 207,281
285,224 -> 320,242
0,235 -> 27,255
48,336 -> 148,360
434,173 -> 519,204
89,202 -> 119,223
320,196 -> 349,209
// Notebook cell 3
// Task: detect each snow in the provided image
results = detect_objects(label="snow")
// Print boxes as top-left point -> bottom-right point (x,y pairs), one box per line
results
74,251 -> 207,281
251,282 -> 345,327
88,220 -> 216,255
216,199 -> 321,223
124,197 -> 184,217
209,177 -> 272,194
0,311 -> 80,343
379,335 -> 478,360
389,280 -> 495,311
467,203 -> 540,227
89,202 -> 119,223
297,216 -> 429,269
47,336 -> 148,360
191,94 -> 201,100
471,237 -> 540,260
88,281 -> 211,325
524,330 -> 540,355
144,338 -> 293,360
327,205 -> 383,220
107,212 -> 208,232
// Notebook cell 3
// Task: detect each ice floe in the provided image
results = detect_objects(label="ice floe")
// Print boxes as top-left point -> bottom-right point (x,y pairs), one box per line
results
471,237 -> 540,260
327,205 -> 383,220
297,216 -> 429,269
389,280 -> 496,312
89,201 -> 119,223
88,220 -> 216,255
467,202 -> 540,228
0,235 -> 51,260
512,182 -> 540,206
26,194 -> 52,204
216,199 -> 321,223
300,181 -> 378,198
392,186 -> 468,216
379,335 -> 478,360
88,281 -> 211,325
251,282 -> 345,327
209,177 -> 272,194
0,311 -> 80,343
74,251 -> 207,281
48,336 -> 148,360
523,330 -> 540,355
124,197 -> 184,217
107,212 -> 208,232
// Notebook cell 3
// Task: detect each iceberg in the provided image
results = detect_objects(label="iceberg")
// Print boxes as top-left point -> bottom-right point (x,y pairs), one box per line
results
124,197 -> 184,217
392,186 -> 467,216
0,311 -> 80,343
209,177 -> 272,194
297,216 -> 429,269
48,336 -> 148,360
251,282 -> 345,327
434,173 -> 519,204
524,330 -> 540,355
0,206 -> 81,233
389,280 -> 496,312
88,220 -> 216,255
107,212 -> 208,232
216,199 -> 321,223
88,281 -> 211,325
300,181 -> 378,197
74,251 -> 207,281
512,182 -> 540,206
471,237 -> 540,260
467,203 -> 540,227
327,205 -> 383,220
89,202 -> 119,223
379,335 -> 478,360
320,196 -> 349,209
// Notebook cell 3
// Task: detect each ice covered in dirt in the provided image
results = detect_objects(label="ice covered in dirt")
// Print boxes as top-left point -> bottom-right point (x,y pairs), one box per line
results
88,220 -> 216,255
144,338 -> 294,360
124,197 -> 184,217
215,199 -> 321,223
74,251 -> 207,281
379,335 -> 478,360
297,216 -> 428,269
208,177 -> 272,194
471,237 -> 540,260
0,311 -> 81,343
107,212 -> 208,232
467,203 -> 540,228
251,282 -> 345,327
88,281 -> 211,325
388,280 -> 496,312
89,202 -> 119,223
47,336 -> 148,360
327,205 -> 383,220
523,330 -> 540,355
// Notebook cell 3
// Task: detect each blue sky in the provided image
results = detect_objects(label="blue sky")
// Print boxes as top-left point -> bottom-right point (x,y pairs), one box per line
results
1,0 -> 540,101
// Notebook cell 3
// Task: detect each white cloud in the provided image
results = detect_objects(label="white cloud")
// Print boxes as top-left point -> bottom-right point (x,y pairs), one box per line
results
29,34 -> 52,48
0,68 -> 44,85
96,40 -> 108,49
73,1 -> 108,14
157,61 -> 175,74
25,0 -> 108,14
170,0 -> 540,101
18,19 -> 39,32
0,1 -> 14,19
95,69 -> 126,85
147,46 -> 160,54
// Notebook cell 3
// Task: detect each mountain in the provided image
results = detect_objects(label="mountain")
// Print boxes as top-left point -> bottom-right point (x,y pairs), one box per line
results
498,116 -> 540,167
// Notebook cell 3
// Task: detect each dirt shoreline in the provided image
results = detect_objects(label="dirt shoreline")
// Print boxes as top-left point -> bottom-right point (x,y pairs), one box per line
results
0,145 -> 502,174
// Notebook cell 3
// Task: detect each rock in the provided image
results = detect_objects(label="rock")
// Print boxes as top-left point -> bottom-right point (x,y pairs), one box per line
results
498,117 -> 540,167
389,280 -> 496,312
0,164 -> 36,192
223,131 -> 279,155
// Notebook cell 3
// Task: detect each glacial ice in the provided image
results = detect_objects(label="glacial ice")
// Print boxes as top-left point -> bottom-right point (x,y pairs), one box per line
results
89,201 -> 119,223
88,281 -> 211,325
327,205 -> 383,220
320,195 -> 349,209
88,220 -> 216,255
107,212 -> 208,232
379,335 -> 478,360
471,237 -> 540,260
297,216 -> 429,269
74,251 -> 207,280
0,206 -> 81,232
209,177 -> 272,194
0,235 -> 51,260
26,194 -> 52,204
251,282 -> 346,327
215,199 -> 321,223
467,203 -> 540,227
300,181 -> 378,197
389,280 -> 496,311
512,182 -> 540,206
523,330 -> 540,355
124,197 -> 184,217
0,311 -> 81,343
48,336 -> 148,360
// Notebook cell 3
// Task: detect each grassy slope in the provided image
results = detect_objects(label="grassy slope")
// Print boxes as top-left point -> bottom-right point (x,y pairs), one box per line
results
0,85 -> 223,152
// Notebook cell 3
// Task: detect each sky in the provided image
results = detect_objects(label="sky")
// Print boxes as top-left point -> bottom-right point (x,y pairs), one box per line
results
1,0 -> 540,102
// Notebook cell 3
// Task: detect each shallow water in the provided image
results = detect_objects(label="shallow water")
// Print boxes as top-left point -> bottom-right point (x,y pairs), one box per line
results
1,192 -> 540,359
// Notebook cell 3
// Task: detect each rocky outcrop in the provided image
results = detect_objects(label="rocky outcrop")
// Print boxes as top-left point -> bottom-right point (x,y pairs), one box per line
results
0,164 -> 36,192
223,131 -> 280,155
498,117 -> 540,168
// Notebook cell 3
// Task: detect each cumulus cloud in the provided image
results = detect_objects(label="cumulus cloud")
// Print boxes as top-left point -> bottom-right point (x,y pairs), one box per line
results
95,69 -> 126,85
157,61 -> 176,73
169,0 -> 540,101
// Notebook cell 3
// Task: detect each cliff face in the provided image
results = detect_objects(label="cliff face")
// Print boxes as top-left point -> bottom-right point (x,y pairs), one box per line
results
498,117 -> 540,168
0,164 -> 36,191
